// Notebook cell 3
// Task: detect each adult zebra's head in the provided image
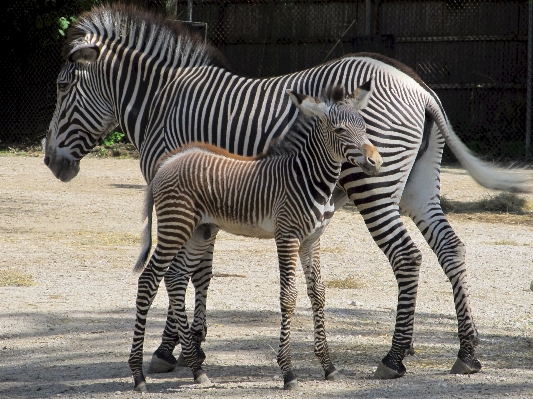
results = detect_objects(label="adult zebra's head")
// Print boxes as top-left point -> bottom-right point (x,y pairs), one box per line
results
287,80 -> 382,176
44,40 -> 118,182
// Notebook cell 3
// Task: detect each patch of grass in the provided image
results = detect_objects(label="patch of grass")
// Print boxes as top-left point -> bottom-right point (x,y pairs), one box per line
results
441,192 -> 533,214
325,276 -> 365,289
0,144 -> 43,157
212,273 -> 247,278
0,269 -> 35,287
90,143 -> 140,159
72,230 -> 140,246
489,240 -> 531,246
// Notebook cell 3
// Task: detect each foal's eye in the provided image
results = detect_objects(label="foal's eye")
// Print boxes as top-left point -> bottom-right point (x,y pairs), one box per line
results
333,127 -> 345,134
57,82 -> 69,92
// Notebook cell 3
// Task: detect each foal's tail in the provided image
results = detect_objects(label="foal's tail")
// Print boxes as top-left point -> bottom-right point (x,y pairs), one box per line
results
425,93 -> 533,193
133,182 -> 154,274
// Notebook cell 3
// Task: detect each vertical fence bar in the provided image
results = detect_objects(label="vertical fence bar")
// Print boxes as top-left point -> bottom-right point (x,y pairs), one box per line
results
366,0 -> 372,35
527,2 -> 533,157
187,0 -> 193,22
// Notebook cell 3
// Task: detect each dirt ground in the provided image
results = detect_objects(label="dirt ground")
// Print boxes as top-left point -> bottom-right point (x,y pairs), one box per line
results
1,155 -> 532,399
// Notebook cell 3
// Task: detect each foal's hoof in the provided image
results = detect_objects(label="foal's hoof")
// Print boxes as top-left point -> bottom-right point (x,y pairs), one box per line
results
194,370 -> 211,385
283,370 -> 298,390
374,362 -> 405,379
176,349 -> 207,367
325,364 -> 342,381
147,349 -> 177,373
133,375 -> 148,392
450,356 -> 482,375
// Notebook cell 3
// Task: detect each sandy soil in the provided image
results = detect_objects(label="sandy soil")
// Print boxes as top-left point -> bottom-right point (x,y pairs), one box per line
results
0,156 -> 532,399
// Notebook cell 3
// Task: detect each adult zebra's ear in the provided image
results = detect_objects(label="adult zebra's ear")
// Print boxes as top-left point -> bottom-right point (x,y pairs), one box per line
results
346,79 -> 374,110
286,89 -> 328,118
68,44 -> 100,66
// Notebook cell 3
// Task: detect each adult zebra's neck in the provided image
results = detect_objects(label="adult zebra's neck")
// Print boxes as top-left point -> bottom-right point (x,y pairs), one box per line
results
65,4 -> 226,149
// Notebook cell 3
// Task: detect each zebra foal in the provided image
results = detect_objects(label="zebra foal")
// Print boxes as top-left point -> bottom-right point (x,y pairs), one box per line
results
129,85 -> 382,391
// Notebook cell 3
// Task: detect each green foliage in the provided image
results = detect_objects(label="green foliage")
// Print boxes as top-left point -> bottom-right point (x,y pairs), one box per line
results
58,16 -> 76,37
102,131 -> 126,146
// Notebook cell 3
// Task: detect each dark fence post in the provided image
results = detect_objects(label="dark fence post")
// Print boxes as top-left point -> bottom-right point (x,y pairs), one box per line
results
527,2 -> 532,157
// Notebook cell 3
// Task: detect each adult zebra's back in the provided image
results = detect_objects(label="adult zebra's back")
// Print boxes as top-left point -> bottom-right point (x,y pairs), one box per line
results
44,4 -> 531,382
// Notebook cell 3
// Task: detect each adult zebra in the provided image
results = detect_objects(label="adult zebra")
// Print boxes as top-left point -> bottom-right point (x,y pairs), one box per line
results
44,4 -> 530,381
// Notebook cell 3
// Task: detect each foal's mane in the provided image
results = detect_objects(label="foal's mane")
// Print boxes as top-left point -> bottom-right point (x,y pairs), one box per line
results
264,86 -> 346,157
63,3 -> 229,69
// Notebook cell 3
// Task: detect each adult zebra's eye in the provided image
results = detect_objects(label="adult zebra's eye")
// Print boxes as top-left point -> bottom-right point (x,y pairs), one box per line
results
57,82 -> 69,92
334,127 -> 344,134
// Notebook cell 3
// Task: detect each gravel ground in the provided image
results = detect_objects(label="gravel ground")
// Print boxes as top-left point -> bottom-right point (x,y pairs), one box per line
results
0,156 -> 532,399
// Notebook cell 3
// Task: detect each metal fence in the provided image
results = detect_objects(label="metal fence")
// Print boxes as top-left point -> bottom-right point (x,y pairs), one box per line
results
1,0 -> 530,161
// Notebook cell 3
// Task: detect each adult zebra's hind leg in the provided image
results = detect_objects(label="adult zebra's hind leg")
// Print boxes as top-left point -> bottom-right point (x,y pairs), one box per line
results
148,226 -> 219,373
401,133 -> 481,375
299,237 -> 340,381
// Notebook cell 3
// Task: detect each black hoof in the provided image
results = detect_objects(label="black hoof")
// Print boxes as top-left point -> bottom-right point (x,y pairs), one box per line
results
147,348 -> 177,373
325,364 -> 341,381
374,355 -> 406,379
175,352 -> 188,367
133,374 -> 148,392
283,370 -> 298,390
194,369 -> 211,385
450,356 -> 482,374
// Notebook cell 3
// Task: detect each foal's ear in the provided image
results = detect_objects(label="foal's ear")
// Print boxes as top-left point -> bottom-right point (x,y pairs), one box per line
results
346,79 -> 374,110
286,89 -> 328,118
68,43 -> 100,66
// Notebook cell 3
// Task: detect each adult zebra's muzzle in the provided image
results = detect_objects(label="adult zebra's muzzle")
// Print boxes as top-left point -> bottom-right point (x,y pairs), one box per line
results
44,153 -> 80,182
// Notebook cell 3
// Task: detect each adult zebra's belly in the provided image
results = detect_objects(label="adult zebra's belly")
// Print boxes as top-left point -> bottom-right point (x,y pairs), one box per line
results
202,216 -> 276,239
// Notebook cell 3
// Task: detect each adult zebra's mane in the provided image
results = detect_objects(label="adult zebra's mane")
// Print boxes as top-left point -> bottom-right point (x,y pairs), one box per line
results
62,3 -> 229,69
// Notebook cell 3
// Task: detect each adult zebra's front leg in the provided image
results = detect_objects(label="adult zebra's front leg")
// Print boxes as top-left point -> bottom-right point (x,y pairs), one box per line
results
148,226 -> 219,374
299,237 -> 340,381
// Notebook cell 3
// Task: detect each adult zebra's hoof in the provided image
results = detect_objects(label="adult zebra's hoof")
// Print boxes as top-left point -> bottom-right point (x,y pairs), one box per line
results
325,364 -> 341,381
283,370 -> 298,390
133,375 -> 148,392
147,348 -> 177,373
450,356 -> 482,375
374,362 -> 405,379
175,352 -> 188,367
194,369 -> 211,385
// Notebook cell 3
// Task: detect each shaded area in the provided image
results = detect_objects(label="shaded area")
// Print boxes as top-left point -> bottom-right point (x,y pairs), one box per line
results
1,306 -> 532,398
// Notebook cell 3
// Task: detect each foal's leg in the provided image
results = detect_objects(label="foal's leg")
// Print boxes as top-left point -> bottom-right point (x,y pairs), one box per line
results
401,125 -> 481,374
299,237 -> 339,381
148,225 -> 219,373
129,197 -> 198,392
164,227 -> 215,384
275,234 -> 300,390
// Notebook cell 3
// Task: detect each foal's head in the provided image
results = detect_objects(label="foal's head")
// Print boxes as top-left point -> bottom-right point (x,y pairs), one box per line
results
287,81 -> 382,176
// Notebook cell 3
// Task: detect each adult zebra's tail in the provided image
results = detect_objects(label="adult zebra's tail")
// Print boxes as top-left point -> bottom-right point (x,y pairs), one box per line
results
133,183 -> 154,274
425,94 -> 533,194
